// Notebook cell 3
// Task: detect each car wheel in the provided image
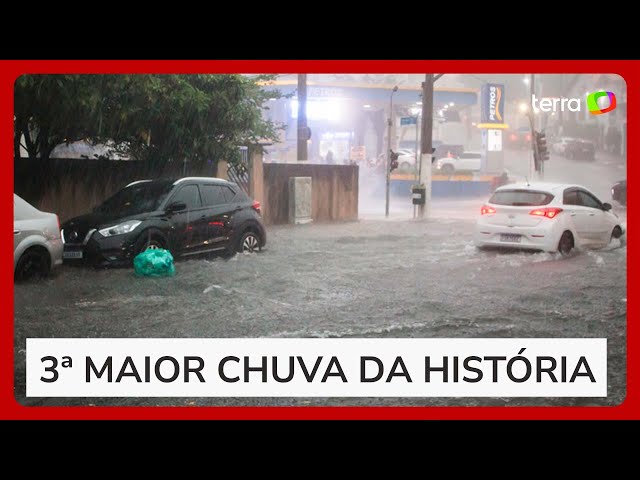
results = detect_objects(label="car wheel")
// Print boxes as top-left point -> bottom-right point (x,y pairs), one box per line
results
15,247 -> 50,281
558,231 -> 574,256
400,161 -> 411,170
134,232 -> 166,255
611,226 -> 625,247
611,226 -> 623,240
441,164 -> 454,176
237,230 -> 261,254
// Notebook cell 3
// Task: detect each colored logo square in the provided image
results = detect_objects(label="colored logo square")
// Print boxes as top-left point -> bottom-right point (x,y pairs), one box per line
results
586,91 -> 616,115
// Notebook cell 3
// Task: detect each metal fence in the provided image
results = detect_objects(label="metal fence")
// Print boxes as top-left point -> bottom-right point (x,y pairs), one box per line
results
227,146 -> 250,194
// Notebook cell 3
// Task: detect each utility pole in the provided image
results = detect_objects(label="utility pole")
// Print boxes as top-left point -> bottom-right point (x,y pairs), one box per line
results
385,86 -> 398,218
297,74 -> 308,161
418,74 -> 434,218
528,73 -> 540,179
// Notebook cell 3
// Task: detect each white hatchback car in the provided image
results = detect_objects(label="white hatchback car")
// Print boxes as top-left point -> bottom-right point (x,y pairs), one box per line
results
14,194 -> 63,280
474,183 -> 624,255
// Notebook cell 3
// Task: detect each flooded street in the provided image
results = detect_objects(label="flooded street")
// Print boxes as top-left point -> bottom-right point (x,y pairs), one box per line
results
10,71 -> 630,419
15,198 -> 626,407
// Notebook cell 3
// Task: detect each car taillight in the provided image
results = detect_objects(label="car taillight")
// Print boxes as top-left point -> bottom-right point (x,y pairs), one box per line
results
510,134 -> 517,141
530,207 -> 563,219
525,134 -> 531,142
252,200 -> 261,214
480,205 -> 496,215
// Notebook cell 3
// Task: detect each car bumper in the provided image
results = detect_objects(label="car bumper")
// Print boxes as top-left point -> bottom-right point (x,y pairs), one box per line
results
474,224 -> 560,252
63,232 -> 137,267
49,238 -> 64,268
257,222 -> 267,247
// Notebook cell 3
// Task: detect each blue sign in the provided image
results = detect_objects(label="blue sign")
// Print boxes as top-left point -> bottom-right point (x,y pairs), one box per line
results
400,116 -> 417,126
481,83 -> 506,124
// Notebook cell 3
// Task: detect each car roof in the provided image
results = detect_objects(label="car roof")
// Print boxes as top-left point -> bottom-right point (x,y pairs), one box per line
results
495,182 -> 588,194
172,177 -> 233,186
125,177 -> 232,188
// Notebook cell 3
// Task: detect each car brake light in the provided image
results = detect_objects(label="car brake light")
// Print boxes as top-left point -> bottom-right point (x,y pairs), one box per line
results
252,200 -> 261,214
530,207 -> 563,219
510,134 -> 517,141
480,205 -> 496,215
525,134 -> 531,142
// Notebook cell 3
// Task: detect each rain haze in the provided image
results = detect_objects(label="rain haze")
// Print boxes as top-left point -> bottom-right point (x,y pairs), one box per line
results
13,73 -> 627,406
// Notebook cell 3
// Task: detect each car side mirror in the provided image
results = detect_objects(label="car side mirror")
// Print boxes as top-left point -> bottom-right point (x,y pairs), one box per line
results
166,201 -> 187,213
602,202 -> 612,211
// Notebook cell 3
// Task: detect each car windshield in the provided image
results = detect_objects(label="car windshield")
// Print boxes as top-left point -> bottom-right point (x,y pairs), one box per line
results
489,189 -> 554,206
95,180 -> 174,216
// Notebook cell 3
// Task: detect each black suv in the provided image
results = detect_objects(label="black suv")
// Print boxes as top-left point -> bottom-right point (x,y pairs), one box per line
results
61,177 -> 266,266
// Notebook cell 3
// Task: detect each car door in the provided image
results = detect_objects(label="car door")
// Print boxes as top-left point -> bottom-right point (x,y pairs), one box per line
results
165,184 -> 206,255
459,153 -> 481,171
199,183 -> 237,252
562,188 -> 591,245
577,189 -> 611,245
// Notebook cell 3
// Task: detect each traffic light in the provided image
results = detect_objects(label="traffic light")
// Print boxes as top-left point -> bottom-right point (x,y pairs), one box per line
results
389,150 -> 399,172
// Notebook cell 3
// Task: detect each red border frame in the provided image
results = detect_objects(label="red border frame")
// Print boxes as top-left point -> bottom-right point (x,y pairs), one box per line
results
2,60 -> 636,419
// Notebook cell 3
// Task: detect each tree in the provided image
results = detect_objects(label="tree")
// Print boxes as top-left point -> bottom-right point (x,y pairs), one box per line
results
14,75 -> 107,161
14,74 -> 285,169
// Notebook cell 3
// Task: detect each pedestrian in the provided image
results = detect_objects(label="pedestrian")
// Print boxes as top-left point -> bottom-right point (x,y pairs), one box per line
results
325,150 -> 334,164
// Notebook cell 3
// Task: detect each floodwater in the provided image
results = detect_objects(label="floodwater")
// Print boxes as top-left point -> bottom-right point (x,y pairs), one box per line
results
14,207 -> 627,407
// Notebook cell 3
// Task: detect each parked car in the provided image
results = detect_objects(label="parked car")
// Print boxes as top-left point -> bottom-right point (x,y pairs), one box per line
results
564,139 -> 595,161
433,144 -> 464,160
14,194 -> 63,281
378,149 -> 416,171
61,177 -> 266,267
612,179 -> 627,206
474,182 -> 624,255
435,151 -> 483,175
551,136 -> 575,155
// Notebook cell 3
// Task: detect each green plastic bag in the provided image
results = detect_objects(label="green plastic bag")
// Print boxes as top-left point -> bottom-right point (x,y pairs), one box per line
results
133,248 -> 176,277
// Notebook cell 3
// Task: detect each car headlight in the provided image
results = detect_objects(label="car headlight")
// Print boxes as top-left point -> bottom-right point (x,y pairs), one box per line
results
98,220 -> 142,237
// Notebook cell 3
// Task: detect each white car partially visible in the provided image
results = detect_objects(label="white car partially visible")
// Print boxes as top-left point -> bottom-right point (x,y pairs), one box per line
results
435,151 -> 482,175
552,137 -> 575,155
474,183 -> 624,255
14,194 -> 63,281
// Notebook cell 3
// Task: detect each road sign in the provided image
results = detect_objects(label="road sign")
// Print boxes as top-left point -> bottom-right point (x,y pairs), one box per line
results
400,116 -> 417,126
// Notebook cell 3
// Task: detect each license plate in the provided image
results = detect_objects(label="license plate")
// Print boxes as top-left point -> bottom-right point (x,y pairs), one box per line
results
500,234 -> 521,243
63,250 -> 83,259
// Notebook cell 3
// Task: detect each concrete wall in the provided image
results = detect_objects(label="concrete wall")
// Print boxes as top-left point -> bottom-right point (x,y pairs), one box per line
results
14,158 -> 219,222
263,164 -> 359,225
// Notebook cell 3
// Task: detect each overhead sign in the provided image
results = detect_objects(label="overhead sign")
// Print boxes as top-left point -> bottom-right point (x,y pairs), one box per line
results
400,116 -> 417,126
481,83 -> 505,125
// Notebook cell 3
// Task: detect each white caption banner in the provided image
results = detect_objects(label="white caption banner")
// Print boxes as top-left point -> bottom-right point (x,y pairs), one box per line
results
26,338 -> 607,397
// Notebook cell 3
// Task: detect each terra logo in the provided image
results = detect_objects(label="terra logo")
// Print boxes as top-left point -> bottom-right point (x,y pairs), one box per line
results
532,91 -> 617,115
586,91 -> 617,115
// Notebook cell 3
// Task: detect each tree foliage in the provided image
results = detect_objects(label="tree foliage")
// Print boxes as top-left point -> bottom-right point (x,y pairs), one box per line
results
14,74 -> 285,169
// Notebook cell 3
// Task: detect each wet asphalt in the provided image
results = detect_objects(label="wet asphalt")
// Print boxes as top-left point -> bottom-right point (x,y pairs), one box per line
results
14,203 -> 626,407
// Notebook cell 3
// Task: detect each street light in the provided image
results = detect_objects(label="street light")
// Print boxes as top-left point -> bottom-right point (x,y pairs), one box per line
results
518,102 -> 529,113
385,85 -> 398,218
